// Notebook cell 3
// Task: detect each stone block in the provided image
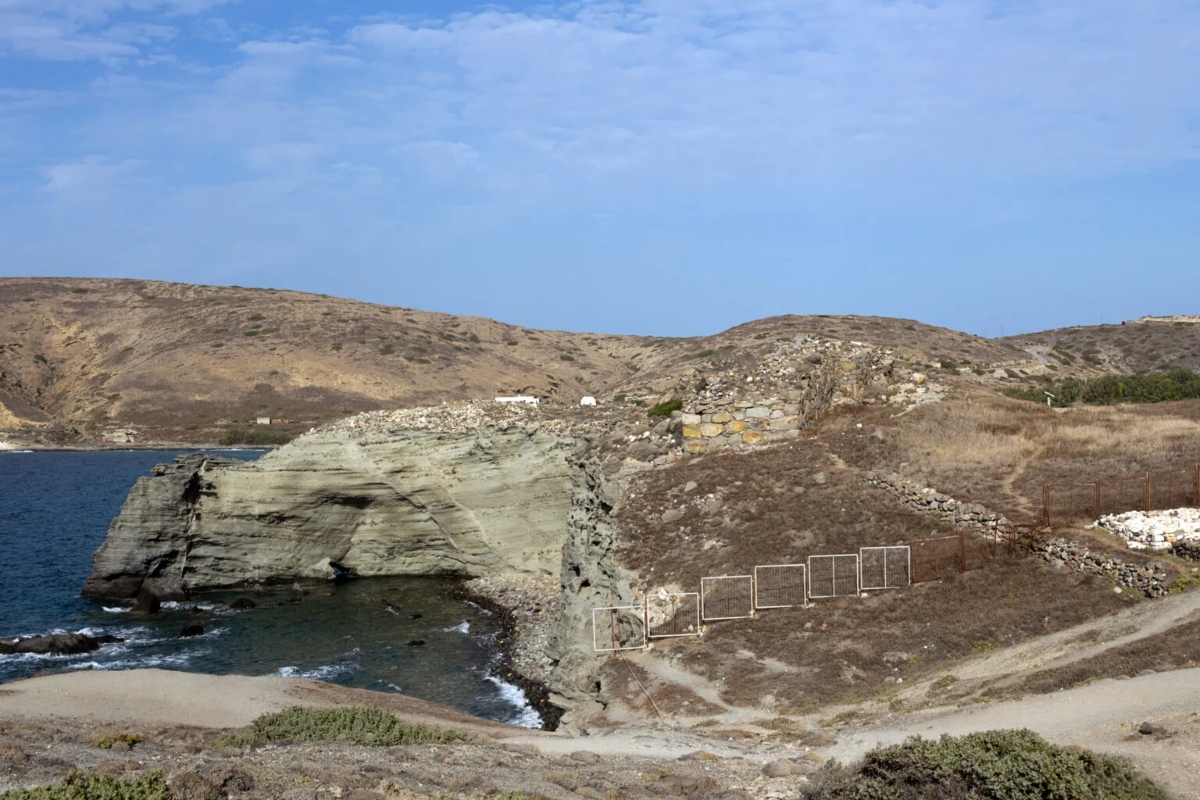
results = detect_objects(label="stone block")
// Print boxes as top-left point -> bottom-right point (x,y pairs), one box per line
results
769,416 -> 799,430
684,440 -> 709,454
681,413 -> 702,426
712,412 -> 733,424
745,406 -> 771,419
682,426 -> 702,439
769,409 -> 784,419
726,420 -> 747,434
732,411 -> 746,421
699,423 -> 725,438
782,403 -> 800,415
742,431 -> 764,445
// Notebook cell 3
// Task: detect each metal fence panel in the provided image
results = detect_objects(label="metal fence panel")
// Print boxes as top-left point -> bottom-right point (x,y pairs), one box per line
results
1149,469 -> 1199,511
753,564 -> 808,610
1097,476 -> 1149,518
700,575 -> 754,621
860,546 -> 911,590
911,535 -> 962,583
646,592 -> 701,639
592,605 -> 646,652
1042,483 -> 1098,526
807,554 -> 860,599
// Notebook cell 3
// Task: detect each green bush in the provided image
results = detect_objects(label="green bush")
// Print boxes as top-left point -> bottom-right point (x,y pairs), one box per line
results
559,354 -> 575,361
0,771 -> 168,800
467,333 -> 480,343
218,429 -> 293,446
221,706 -> 469,747
803,729 -> 1167,800
648,398 -> 683,417
1007,369 -> 1200,408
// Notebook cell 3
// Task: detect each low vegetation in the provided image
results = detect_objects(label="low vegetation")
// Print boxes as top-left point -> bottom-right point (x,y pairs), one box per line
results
803,729 -> 1168,800
220,706 -> 469,747
0,771 -> 168,800
217,428 -> 294,446
1007,369 -> 1200,407
648,397 -> 683,417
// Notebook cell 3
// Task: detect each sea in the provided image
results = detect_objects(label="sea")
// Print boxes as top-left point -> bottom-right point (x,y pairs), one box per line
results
0,449 -> 540,727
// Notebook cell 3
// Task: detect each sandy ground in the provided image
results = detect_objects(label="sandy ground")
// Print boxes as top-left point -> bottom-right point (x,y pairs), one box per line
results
828,669 -> 1200,800
2,666 -> 1197,798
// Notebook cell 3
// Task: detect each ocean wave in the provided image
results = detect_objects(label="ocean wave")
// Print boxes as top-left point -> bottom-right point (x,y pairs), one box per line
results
66,651 -> 197,672
273,659 -> 360,681
443,621 -> 470,634
485,674 -> 542,729
101,606 -> 129,614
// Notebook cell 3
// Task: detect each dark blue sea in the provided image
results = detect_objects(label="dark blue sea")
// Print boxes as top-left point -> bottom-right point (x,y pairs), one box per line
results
0,450 -> 538,727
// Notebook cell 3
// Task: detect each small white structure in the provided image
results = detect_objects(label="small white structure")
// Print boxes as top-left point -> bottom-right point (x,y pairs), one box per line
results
102,429 -> 140,444
256,417 -> 272,425
495,396 -> 539,405
580,396 -> 597,407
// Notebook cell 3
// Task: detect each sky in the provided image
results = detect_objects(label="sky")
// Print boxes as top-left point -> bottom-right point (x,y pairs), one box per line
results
0,1 -> 1197,337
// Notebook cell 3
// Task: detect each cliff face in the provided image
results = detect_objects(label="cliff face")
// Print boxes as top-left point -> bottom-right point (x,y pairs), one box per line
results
84,428 -> 584,599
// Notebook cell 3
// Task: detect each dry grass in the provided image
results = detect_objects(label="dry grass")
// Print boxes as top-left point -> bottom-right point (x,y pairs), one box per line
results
989,617 -> 1200,698
613,433 -> 1137,713
830,390 -> 1200,524
1006,319 -> 1200,375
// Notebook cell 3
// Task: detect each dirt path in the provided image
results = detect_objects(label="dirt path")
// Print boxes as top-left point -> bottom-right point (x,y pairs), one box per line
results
888,584 -> 1200,701
825,668 -> 1200,800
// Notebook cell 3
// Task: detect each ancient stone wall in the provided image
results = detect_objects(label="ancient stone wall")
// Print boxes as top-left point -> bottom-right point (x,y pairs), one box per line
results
863,472 -> 1011,529
1032,539 -> 1172,598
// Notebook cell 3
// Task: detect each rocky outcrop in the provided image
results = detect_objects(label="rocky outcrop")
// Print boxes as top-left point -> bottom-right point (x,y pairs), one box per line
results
84,427 -> 584,599
0,633 -> 122,656
543,459 -> 640,730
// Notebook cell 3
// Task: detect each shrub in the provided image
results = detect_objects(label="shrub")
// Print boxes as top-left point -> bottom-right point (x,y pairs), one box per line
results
218,429 -> 293,446
648,398 -> 683,417
93,734 -> 142,750
0,771 -> 168,799
33,354 -> 47,364
243,330 -> 259,337
221,706 -> 469,748
1007,369 -> 1200,407
70,288 -> 89,294
379,346 -> 395,355
696,349 -> 716,358
467,333 -> 480,343
560,354 -> 575,361
506,340 -> 518,346
802,729 -> 1167,800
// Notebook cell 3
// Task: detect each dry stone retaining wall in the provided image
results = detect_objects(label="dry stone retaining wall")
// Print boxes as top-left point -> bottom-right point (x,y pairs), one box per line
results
1032,539 -> 1172,598
863,472 -> 1011,529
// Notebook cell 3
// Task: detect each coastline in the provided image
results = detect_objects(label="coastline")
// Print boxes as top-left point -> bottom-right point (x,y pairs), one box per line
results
453,572 -> 563,731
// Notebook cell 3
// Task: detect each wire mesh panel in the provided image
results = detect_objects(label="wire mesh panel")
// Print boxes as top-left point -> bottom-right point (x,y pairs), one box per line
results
807,554 -> 860,599
646,592 -> 701,639
911,535 -> 962,583
1097,476 -> 1150,517
700,575 -> 754,621
1042,483 -> 1098,526
859,546 -> 911,590
753,564 -> 808,610
1149,469 -> 1199,511
591,605 -> 646,652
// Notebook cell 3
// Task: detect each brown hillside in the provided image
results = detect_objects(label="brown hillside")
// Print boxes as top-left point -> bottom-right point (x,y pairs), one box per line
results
0,279 -> 1041,444
1003,317 -> 1200,375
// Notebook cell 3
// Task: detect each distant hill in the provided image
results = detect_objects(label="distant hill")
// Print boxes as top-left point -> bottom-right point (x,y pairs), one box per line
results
0,278 -> 1043,443
1003,318 -> 1200,376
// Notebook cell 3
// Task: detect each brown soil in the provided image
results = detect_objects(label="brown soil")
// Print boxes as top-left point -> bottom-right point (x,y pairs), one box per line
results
0,278 -> 1039,445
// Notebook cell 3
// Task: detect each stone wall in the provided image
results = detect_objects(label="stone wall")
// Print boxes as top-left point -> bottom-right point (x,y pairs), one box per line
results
1032,539 -> 1172,598
863,472 -> 1011,529
677,337 -> 924,455
1172,541 -> 1200,562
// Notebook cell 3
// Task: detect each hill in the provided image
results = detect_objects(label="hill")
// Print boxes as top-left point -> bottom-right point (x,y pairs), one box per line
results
0,278 -> 1036,444
1003,317 -> 1200,376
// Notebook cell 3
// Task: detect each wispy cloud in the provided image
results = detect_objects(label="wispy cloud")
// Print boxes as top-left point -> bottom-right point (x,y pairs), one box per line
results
0,1 -> 1198,333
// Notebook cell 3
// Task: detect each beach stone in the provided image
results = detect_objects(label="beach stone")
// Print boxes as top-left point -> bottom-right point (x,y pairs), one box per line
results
661,509 -> 685,524
763,760 -> 794,778
0,632 -> 120,656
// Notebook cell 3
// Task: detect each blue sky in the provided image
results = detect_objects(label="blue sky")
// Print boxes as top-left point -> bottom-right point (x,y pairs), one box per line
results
1,1 -> 1197,337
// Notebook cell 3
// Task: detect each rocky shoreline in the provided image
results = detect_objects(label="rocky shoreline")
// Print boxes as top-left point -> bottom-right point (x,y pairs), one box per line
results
453,572 -> 564,731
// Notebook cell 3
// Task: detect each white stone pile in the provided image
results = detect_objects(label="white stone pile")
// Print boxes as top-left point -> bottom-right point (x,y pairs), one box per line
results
1096,508 -> 1200,550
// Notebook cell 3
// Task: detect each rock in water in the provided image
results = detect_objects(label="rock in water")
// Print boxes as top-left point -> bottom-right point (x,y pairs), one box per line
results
179,624 -> 205,638
82,430 -> 583,599
131,586 -> 161,614
229,597 -> 256,610
0,633 -> 123,655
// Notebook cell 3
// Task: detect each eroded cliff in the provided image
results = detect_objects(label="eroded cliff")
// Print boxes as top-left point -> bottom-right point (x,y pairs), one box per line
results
84,428 -> 584,599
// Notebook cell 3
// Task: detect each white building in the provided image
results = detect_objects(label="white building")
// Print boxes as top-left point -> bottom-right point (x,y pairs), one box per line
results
580,396 -> 597,406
